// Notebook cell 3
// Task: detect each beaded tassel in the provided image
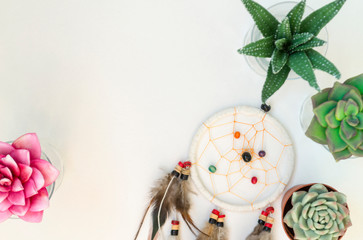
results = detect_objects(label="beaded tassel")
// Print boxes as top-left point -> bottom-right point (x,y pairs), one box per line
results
246,207 -> 274,240
168,220 -> 180,240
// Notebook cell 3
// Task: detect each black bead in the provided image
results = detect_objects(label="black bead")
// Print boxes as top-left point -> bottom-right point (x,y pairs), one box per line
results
209,218 -> 217,224
180,174 -> 189,180
217,222 -> 224,227
242,152 -> 252,162
171,230 -> 179,236
261,104 -> 271,112
263,226 -> 271,232
171,170 -> 180,177
258,219 -> 265,225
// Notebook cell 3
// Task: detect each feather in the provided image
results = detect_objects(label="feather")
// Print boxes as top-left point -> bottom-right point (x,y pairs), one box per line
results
217,226 -> 228,240
246,225 -> 264,240
246,210 -> 269,240
246,230 -> 271,240
135,162 -> 183,240
196,209 -> 220,240
176,169 -> 204,236
196,221 -> 217,240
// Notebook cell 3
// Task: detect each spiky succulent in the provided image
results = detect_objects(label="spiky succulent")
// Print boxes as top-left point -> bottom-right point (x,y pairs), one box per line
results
284,184 -> 352,240
238,0 -> 346,103
306,74 -> 363,161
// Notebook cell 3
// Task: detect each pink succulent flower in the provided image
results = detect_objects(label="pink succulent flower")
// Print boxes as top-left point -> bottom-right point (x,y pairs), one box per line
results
0,133 -> 59,223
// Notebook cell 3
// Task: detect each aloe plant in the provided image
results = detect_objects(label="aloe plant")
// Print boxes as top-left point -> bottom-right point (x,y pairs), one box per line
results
284,184 -> 352,240
238,0 -> 346,103
306,74 -> 363,161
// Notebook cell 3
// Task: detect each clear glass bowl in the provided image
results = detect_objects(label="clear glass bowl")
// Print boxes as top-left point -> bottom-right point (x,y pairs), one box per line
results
243,1 -> 329,79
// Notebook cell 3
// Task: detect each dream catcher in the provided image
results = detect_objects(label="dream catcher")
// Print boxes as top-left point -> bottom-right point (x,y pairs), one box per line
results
135,104 -> 295,239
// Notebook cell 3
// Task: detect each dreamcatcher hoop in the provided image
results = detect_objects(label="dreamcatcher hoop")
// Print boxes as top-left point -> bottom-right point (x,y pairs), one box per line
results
190,106 -> 295,212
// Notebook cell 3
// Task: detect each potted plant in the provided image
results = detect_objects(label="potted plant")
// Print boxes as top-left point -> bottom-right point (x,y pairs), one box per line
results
238,0 -> 346,103
305,74 -> 363,161
282,183 -> 352,239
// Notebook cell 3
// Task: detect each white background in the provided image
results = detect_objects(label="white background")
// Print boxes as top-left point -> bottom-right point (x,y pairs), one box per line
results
0,0 -> 362,239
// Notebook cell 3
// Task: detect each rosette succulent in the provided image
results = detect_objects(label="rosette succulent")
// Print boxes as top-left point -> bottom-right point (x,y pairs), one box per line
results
0,133 -> 59,222
306,74 -> 363,161
284,184 -> 352,240
238,0 -> 346,103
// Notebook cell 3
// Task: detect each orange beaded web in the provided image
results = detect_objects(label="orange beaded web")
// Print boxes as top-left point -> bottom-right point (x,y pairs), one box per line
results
190,106 -> 294,211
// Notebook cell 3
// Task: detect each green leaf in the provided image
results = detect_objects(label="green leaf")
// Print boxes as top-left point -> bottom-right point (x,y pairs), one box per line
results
311,88 -> 330,108
341,118 -> 356,139
238,36 -> 274,57
309,184 -> 328,194
291,37 -> 326,52
335,100 -> 346,121
340,128 -> 363,150
241,0 -> 280,37
325,109 -> 340,129
306,117 -> 328,144
288,51 -> 319,90
261,62 -> 290,103
346,115 -> 359,127
344,74 -> 363,95
326,127 -> 347,153
276,17 -> 292,40
344,99 -> 359,116
328,82 -> 354,101
313,101 -> 337,127
287,0 -> 306,34
300,0 -> 347,36
332,148 -> 352,161
292,191 -> 307,205
343,89 -> 363,111
348,147 -> 363,157
306,49 -> 341,79
288,33 -> 314,50
274,38 -> 288,51
356,113 -> 363,129
271,49 -> 288,74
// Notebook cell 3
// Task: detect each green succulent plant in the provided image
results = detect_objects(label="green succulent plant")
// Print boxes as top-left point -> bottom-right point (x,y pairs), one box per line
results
284,184 -> 352,240
238,0 -> 346,103
306,74 -> 363,161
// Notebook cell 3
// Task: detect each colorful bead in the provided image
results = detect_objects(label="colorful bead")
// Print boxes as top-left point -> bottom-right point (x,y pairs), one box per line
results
209,165 -> 217,173
234,131 -> 241,139
242,152 -> 252,162
259,150 -> 266,157
251,176 -> 257,184
261,104 -> 271,112
266,207 -> 274,214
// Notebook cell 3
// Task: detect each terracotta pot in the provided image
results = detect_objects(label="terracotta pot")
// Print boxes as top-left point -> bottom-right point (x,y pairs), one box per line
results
281,183 -> 346,240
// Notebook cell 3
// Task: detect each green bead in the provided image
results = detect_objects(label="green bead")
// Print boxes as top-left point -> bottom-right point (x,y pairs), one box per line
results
209,165 -> 217,173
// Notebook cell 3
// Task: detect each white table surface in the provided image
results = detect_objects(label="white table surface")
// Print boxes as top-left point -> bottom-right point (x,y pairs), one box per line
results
0,0 -> 362,239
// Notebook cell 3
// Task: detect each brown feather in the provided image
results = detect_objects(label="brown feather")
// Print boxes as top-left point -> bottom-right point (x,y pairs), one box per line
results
176,177 -> 206,236
217,226 -> 228,240
246,224 -> 264,240
135,173 -> 180,240
246,230 -> 271,240
196,222 -> 218,240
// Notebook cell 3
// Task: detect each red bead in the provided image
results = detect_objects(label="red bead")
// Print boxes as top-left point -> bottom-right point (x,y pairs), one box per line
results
234,131 -> 241,139
178,161 -> 184,168
171,220 -> 179,225
266,207 -> 274,214
251,177 -> 257,184
212,209 -> 220,215
184,161 -> 191,168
